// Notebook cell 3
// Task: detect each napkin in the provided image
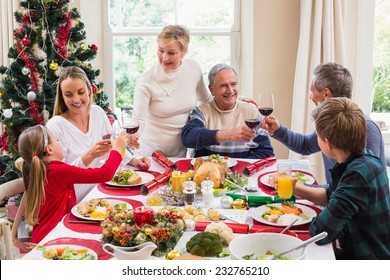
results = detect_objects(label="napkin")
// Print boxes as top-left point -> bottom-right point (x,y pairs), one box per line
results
175,159 -> 191,172
195,221 -> 249,234
43,237 -> 111,260
140,168 -> 173,195
232,160 -> 251,173
152,150 -> 178,170
241,156 -> 277,176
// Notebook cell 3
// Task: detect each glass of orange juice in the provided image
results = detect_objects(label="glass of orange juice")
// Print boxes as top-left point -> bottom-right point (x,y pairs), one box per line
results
276,164 -> 293,200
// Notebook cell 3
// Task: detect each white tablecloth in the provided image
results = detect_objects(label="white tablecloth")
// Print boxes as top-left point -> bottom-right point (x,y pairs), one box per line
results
22,158 -> 335,260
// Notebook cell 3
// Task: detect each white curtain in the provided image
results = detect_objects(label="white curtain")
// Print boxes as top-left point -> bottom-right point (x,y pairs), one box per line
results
0,0 -> 19,138
291,0 -> 375,183
290,0 -> 346,183
0,0 -> 19,67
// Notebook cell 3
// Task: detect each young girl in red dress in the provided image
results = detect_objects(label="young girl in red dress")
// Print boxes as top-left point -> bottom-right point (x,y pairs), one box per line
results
17,125 -> 127,243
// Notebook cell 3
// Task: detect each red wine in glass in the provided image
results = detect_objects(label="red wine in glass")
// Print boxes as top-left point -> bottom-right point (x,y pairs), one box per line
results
124,126 -> 139,134
259,107 -> 274,116
258,93 -> 275,135
245,119 -> 260,129
245,118 -> 260,148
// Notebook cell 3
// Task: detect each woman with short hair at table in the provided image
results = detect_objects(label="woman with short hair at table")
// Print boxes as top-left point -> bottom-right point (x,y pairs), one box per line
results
132,25 -> 256,158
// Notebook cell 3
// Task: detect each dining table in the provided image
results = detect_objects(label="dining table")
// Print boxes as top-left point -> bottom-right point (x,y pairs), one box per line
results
21,156 -> 336,260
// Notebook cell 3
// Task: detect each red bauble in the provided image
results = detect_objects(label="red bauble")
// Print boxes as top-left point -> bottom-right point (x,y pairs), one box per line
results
107,114 -> 115,125
91,44 -> 98,51
91,84 -> 98,93
107,107 -> 112,113
21,37 -> 31,46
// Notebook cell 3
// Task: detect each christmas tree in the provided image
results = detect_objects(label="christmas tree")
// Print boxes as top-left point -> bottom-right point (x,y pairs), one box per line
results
0,0 -> 115,184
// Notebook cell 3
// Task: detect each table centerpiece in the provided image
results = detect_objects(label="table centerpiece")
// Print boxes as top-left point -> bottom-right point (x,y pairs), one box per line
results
101,207 -> 185,257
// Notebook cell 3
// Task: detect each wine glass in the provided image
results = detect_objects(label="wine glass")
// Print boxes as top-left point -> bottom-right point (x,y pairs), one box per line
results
258,92 -> 275,135
245,118 -> 260,148
121,109 -> 139,135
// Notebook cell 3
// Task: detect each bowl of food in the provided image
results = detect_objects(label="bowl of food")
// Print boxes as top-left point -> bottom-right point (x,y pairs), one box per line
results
229,233 -> 306,260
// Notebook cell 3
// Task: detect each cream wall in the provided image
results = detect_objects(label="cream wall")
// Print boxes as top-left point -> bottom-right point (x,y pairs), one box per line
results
241,0 -> 300,159
76,0 -> 300,160
71,0 -> 105,81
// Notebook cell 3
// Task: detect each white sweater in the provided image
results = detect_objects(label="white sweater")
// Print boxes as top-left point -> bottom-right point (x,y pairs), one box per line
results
46,105 -> 133,202
133,58 -> 212,157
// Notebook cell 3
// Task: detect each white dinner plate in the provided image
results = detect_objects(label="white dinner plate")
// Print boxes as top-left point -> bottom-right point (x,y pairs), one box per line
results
71,199 -> 132,221
106,171 -> 154,187
250,203 -> 317,227
190,157 -> 238,168
259,171 -> 316,187
24,244 -> 98,260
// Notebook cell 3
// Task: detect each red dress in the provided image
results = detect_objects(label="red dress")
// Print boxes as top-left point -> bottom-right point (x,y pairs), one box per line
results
31,150 -> 122,243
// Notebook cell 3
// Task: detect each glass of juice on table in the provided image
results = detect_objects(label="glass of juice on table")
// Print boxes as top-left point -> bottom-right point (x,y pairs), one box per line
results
276,164 -> 293,200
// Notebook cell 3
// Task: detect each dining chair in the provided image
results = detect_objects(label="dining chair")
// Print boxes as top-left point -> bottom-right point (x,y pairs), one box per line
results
0,218 -> 14,260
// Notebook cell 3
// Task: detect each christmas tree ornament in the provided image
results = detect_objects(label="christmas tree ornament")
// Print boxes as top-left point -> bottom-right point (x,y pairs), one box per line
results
21,67 -> 30,75
44,0 -> 54,4
3,109 -> 13,118
220,196 -> 233,209
232,198 -> 246,209
26,91 -> 36,101
165,250 -> 181,260
79,42 -> 88,51
49,60 -> 58,71
91,44 -> 98,51
91,84 -> 97,93
21,37 -> 31,46
0,92 -> 3,99
107,107 -> 112,113
42,109 -> 50,123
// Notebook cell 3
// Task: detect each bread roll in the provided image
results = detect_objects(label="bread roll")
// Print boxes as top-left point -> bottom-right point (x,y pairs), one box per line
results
128,172 -> 142,185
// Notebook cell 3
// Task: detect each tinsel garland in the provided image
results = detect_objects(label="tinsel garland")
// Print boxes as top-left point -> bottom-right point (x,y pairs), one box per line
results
56,12 -> 72,59
14,28 -> 43,125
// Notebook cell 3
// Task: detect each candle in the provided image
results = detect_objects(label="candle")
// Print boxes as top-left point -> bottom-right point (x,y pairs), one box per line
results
133,206 -> 154,226
171,171 -> 187,193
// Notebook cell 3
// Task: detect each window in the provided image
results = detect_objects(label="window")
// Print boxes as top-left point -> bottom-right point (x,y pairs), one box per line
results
371,0 -> 390,128
105,0 -> 240,109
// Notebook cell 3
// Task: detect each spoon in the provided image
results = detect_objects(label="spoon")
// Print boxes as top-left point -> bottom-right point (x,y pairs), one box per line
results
280,217 -> 299,234
271,231 -> 328,259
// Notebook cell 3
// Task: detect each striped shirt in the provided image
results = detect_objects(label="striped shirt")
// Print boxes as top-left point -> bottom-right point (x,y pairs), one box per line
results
181,100 -> 274,159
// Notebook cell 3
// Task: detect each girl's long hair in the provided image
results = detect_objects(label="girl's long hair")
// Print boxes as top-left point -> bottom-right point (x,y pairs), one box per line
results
18,125 -> 50,225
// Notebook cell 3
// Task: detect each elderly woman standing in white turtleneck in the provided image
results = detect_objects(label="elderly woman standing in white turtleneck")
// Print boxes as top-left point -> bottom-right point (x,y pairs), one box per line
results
133,25 -> 213,158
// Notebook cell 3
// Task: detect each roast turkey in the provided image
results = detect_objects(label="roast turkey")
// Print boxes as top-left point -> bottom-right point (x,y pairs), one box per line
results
192,157 -> 229,188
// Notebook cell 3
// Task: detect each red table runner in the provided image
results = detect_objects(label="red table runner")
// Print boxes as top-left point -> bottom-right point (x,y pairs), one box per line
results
43,237 -> 111,260
63,197 -> 144,234
97,170 -> 161,196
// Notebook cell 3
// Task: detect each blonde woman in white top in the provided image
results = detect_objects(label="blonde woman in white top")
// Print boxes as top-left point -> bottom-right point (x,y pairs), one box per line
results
133,25 -> 213,157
